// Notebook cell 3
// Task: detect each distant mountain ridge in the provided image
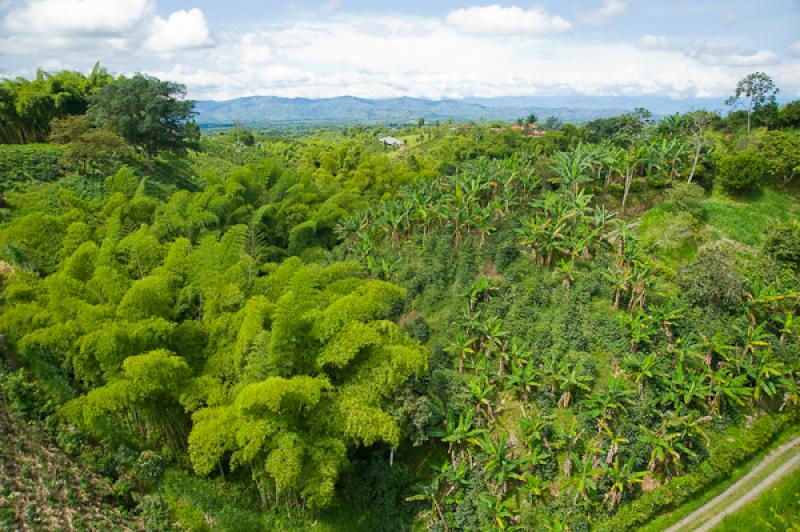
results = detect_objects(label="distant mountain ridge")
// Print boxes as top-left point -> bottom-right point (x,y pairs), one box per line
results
194,95 -> 628,126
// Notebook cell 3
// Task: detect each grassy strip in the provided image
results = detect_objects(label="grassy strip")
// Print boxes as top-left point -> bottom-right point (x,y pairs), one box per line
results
642,424 -> 800,531
713,466 -> 800,531
594,413 -> 797,531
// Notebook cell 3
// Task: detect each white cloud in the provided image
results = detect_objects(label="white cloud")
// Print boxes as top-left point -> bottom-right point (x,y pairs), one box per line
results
1,0 -> 214,54
720,50 -> 778,66
578,0 -> 627,26
789,41 -> 800,57
146,18 -> 741,101
638,34 -> 779,67
239,33 -> 273,64
3,0 -> 152,36
445,5 -> 571,36
145,8 -> 214,52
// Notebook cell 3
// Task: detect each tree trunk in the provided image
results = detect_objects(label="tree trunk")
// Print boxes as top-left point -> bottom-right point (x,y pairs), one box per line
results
688,142 -> 701,183
146,150 -> 153,171
621,168 -> 633,210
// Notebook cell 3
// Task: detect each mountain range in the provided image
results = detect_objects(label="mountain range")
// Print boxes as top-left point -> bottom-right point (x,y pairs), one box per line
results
194,95 -> 735,127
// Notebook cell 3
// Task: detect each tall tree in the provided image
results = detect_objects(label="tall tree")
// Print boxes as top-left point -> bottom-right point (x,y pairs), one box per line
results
726,72 -> 779,133
87,74 -> 198,170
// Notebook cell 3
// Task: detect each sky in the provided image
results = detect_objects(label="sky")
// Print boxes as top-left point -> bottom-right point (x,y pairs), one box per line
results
0,0 -> 798,101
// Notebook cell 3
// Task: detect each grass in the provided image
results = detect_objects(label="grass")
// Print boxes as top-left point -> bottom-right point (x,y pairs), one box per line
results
713,467 -> 800,531
641,423 -> 800,532
703,188 -> 798,247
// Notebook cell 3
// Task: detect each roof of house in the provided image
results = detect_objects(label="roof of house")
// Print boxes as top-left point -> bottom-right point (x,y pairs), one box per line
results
379,136 -> 404,146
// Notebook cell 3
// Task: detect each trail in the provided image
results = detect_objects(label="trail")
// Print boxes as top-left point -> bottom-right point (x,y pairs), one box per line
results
664,435 -> 800,532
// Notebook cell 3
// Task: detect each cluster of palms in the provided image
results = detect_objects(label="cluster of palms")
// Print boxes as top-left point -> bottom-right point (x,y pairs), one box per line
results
413,265 -> 799,529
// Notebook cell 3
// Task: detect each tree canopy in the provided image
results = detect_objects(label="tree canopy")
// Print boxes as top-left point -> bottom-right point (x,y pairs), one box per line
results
87,74 -> 198,169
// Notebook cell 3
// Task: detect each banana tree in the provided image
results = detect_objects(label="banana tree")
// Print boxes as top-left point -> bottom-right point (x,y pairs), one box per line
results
550,144 -> 594,195
623,351 -> 658,396
621,144 -> 647,210
507,357 -> 542,402
708,368 -> 750,414
441,408 -> 486,467
601,424 -> 629,465
570,452 -> 602,506
446,330 -> 477,374
603,457 -> 646,509
474,433 -> 520,497
556,360 -> 593,408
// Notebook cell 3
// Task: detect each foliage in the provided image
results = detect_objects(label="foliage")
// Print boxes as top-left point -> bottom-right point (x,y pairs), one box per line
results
726,72 -> 780,133
88,74 -> 198,168
779,100 -> 800,129
596,413 -> 795,531
0,144 -> 64,188
0,63 -> 113,144
765,221 -> 800,268
1,68 -> 799,531
717,149 -> 768,194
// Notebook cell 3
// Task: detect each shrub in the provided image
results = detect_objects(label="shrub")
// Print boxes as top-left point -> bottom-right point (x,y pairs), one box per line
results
663,182 -> 706,220
764,221 -> 800,267
717,149 -> 768,195
677,247 -> 745,310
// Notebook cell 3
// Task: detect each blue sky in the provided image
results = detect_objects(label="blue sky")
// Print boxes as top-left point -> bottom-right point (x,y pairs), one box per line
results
1,1 -> 798,100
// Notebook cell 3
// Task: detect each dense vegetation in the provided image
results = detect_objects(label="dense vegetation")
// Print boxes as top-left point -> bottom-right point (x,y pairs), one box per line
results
1,68 -> 799,531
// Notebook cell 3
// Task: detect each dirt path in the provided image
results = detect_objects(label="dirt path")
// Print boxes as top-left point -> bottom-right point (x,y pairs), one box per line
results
665,435 -> 800,532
